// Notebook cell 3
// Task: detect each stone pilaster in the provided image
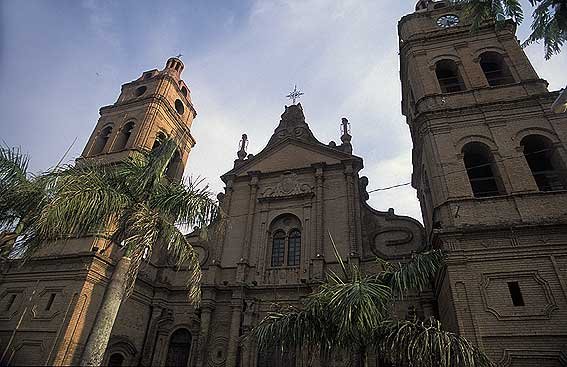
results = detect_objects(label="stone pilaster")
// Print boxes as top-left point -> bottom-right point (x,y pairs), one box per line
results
217,176 -> 235,262
195,301 -> 215,367
139,306 -> 163,366
225,300 -> 243,367
313,163 -> 325,257
241,172 -> 260,262
344,162 -> 357,255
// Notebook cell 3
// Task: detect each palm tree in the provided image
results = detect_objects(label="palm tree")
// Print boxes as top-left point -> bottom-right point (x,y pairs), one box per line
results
250,235 -> 494,367
0,139 -> 221,366
451,0 -> 567,59
0,146 -> 53,259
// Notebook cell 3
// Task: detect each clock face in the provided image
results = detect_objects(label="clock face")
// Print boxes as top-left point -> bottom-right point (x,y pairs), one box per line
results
437,14 -> 460,28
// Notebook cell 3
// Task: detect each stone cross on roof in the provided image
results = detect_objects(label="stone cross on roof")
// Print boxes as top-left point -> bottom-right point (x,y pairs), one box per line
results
286,85 -> 304,104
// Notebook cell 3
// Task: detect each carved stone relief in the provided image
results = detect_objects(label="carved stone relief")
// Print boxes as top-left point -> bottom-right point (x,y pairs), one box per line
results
208,336 -> 228,367
259,172 -> 314,201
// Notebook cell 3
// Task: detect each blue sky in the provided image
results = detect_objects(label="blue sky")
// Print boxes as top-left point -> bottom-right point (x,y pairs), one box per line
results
1,0 -> 566,221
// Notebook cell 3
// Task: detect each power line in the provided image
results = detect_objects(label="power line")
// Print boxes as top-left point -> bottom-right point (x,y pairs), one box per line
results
215,147 -> 560,221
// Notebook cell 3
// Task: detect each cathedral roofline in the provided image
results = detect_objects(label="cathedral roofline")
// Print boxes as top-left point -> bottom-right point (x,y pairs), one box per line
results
220,137 -> 362,182
221,104 -> 361,181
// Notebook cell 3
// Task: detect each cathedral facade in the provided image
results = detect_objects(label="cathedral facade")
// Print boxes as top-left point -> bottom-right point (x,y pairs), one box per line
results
1,1 -> 567,366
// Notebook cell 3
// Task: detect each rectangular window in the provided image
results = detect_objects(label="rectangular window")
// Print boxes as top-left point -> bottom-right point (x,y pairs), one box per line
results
45,293 -> 56,311
271,235 -> 285,267
4,294 -> 16,311
507,281 -> 525,306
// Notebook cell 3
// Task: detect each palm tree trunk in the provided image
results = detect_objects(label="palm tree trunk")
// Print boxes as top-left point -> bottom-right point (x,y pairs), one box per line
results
80,256 -> 132,366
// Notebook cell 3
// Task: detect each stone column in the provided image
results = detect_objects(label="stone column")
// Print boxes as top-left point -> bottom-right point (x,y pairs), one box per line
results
195,301 -> 215,367
240,299 -> 257,367
225,301 -> 243,367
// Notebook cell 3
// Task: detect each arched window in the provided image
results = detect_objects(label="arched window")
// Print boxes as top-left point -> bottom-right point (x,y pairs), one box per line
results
463,142 -> 504,197
435,59 -> 465,93
268,215 -> 302,267
521,135 -> 566,191
152,132 -> 167,150
165,149 -> 182,180
271,230 -> 286,267
479,51 -> 515,86
112,121 -> 135,151
165,328 -> 192,367
181,86 -> 188,97
91,126 -> 113,155
108,353 -> 124,367
287,230 -> 301,266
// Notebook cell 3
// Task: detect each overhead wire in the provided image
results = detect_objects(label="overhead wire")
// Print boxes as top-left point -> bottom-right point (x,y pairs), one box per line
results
213,146 -> 560,221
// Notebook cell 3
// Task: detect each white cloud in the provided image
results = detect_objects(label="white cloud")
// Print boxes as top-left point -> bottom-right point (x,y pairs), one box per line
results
178,0 -> 423,221
6,0 -> 566,226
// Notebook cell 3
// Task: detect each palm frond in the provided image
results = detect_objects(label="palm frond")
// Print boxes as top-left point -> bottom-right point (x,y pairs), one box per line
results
0,146 -> 32,230
376,249 -> 444,297
0,145 -> 29,189
523,0 -> 567,59
150,176 -> 220,230
453,0 -> 565,59
328,231 -> 349,279
120,203 -> 160,298
319,267 -> 392,344
20,163 -> 131,257
155,215 -> 203,304
249,300 -> 330,352
376,318 -> 495,367
135,138 -> 179,194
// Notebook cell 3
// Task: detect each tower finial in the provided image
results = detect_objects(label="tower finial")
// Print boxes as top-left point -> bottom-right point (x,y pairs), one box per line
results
340,117 -> 352,154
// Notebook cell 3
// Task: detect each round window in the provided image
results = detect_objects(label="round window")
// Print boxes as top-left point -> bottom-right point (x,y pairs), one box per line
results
134,86 -> 147,97
174,99 -> 184,115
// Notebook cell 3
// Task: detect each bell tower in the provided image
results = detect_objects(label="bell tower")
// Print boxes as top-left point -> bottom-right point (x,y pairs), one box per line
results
400,0 -> 567,364
81,57 -> 197,180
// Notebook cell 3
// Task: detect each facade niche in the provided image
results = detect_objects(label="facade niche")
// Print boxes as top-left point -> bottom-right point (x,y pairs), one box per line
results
91,125 -> 113,155
521,135 -> 566,191
479,51 -> 515,86
462,142 -> 504,197
435,59 -> 465,93
113,121 -> 135,151
165,328 -> 192,367
108,353 -> 124,367
268,215 -> 302,268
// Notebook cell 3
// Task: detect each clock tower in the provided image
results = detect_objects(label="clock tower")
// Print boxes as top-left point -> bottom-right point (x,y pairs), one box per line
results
400,0 -> 567,364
